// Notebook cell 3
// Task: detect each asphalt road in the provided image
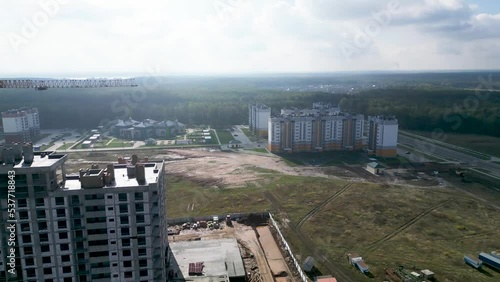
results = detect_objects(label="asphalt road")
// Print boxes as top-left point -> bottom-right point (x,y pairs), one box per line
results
398,134 -> 500,179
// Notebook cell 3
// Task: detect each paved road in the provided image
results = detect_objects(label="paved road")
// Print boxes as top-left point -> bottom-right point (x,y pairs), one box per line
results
398,134 -> 500,179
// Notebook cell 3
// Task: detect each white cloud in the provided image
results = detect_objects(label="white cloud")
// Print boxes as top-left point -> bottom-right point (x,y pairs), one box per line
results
0,0 -> 499,76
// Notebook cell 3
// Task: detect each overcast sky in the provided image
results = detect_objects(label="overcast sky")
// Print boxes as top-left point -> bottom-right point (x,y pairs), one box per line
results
1,0 -> 500,77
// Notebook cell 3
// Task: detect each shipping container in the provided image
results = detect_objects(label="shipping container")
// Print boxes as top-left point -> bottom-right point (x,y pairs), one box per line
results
479,252 -> 500,269
355,261 -> 370,274
464,255 -> 482,269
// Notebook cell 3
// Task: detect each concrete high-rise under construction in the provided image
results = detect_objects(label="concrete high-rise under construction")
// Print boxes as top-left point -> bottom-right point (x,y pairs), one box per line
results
0,145 -> 168,282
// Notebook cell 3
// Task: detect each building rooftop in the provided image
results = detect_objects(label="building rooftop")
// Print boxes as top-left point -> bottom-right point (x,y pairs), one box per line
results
367,162 -> 384,169
168,238 -> 245,281
64,162 -> 162,190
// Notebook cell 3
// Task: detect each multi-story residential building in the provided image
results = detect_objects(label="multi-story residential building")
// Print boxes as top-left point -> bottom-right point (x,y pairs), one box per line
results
367,116 -> 399,157
0,144 -> 168,282
1,108 -> 40,144
248,104 -> 271,138
268,107 -> 364,153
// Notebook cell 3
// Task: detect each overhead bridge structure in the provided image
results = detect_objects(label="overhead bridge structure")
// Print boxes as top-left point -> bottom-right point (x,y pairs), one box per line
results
0,78 -> 137,90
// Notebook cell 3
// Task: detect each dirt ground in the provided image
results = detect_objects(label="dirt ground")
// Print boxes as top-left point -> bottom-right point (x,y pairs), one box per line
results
169,222 -> 291,282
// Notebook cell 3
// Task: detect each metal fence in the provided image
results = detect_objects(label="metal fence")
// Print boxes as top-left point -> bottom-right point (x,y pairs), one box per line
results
269,213 -> 308,282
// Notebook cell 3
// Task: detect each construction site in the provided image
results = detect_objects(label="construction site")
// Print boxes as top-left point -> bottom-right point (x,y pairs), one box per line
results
58,146 -> 500,282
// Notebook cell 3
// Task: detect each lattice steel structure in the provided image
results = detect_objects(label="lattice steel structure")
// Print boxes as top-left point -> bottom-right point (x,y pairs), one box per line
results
0,78 -> 137,90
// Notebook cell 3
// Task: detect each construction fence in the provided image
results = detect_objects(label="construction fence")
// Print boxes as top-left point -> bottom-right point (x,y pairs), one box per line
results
269,213 -> 308,282
167,212 -> 269,226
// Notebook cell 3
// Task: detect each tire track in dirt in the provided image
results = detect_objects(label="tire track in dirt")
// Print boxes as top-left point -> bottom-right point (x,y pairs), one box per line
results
365,199 -> 454,253
296,182 -> 354,230
263,191 -> 357,282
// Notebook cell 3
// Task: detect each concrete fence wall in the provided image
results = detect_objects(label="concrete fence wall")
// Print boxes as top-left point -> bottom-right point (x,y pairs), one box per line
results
269,213 -> 308,282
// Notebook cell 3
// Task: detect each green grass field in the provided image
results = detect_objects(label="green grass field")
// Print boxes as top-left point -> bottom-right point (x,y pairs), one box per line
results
167,171 -> 500,282
215,129 -> 235,144
57,142 -> 75,150
407,130 -> 500,158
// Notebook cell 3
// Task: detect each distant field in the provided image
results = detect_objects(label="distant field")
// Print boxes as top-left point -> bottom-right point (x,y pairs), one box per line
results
167,171 -> 500,282
407,130 -> 500,158
57,142 -> 75,150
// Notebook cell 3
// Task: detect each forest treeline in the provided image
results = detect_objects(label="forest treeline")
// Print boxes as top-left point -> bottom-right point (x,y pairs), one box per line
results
0,85 -> 498,137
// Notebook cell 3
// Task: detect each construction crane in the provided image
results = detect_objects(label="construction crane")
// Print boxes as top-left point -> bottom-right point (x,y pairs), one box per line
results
0,78 -> 137,91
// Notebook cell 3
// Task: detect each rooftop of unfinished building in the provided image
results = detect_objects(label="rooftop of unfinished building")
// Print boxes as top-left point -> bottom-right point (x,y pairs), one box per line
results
1,143 -> 65,169
168,238 -> 245,281
64,159 -> 163,190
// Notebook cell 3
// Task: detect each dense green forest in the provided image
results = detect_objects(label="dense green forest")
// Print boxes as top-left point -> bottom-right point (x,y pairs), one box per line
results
0,74 -> 499,137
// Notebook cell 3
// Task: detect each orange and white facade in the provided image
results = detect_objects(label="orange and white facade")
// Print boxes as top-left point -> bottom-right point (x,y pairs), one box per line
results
1,107 -> 40,143
268,109 -> 364,153
367,116 -> 398,157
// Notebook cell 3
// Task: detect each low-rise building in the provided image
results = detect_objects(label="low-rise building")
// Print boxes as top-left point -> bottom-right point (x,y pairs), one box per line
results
111,118 -> 185,140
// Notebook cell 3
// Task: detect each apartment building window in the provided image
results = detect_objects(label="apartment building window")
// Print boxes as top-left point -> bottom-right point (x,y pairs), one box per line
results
123,250 -> 131,256
139,259 -> 147,267
63,266 -> 71,273
60,244 -> 69,251
138,248 -> 146,256
135,203 -> 144,212
119,204 -> 128,213
74,219 -> 82,228
73,207 -> 81,216
77,253 -> 85,260
76,242 -> 84,250
135,192 -> 143,200
79,276 -> 87,282
42,256 -> 51,264
107,207 -> 113,211
24,247 -> 33,255
18,198 -> 27,207
44,268 -> 52,275
122,239 -> 130,247
55,197 -> 64,205
120,216 -> 129,224
57,209 -> 65,217
124,271 -> 132,278
36,210 -> 46,219
21,223 -> 30,232
108,218 -> 114,222
107,195 -> 113,199
39,233 -> 48,242
20,211 -> 29,220
25,258 -> 34,266
58,221 -> 67,229
26,269 -> 36,277
119,193 -> 128,201
45,279 -> 53,282
137,226 -> 145,235
140,270 -> 148,277
39,222 -> 48,230
41,245 -> 50,252
64,278 -> 72,282
75,230 -> 83,238
137,237 -> 146,246
121,227 -> 130,236
136,215 -> 145,223
22,235 -> 31,244
36,198 -> 45,206
71,195 -> 80,204
123,261 -> 132,267
61,255 -> 70,262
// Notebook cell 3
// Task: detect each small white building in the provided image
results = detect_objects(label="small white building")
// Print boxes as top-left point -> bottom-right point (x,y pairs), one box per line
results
81,140 -> 92,148
367,162 -> 385,175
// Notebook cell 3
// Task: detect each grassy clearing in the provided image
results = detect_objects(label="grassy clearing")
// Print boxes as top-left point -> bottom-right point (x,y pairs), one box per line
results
216,129 -> 235,144
246,148 -> 268,154
57,142 -> 75,150
241,127 -> 259,142
167,169 -> 500,281
407,130 -> 500,158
